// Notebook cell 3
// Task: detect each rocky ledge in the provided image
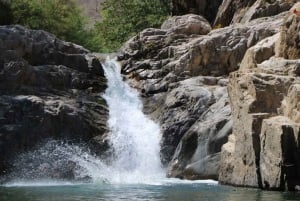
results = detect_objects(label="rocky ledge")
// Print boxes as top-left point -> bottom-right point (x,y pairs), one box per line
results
0,25 -> 108,179
118,0 -> 299,189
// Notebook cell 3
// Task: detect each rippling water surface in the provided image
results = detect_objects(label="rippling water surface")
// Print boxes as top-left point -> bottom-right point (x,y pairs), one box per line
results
1,181 -> 300,201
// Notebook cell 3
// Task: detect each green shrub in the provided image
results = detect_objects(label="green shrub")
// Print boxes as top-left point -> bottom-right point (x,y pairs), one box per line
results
10,0 -> 87,43
93,0 -> 171,52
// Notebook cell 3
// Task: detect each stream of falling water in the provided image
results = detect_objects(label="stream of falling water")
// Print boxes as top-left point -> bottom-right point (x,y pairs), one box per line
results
3,59 -> 165,186
100,58 -> 164,183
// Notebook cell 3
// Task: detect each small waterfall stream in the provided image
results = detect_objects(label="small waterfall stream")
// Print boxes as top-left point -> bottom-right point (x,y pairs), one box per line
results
4,59 -> 164,185
102,59 -> 164,182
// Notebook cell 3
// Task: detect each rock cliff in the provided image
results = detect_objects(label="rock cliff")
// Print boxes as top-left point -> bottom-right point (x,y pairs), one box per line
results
2,0 -> 300,191
0,25 -> 108,179
118,0 -> 300,188
219,7 -> 300,190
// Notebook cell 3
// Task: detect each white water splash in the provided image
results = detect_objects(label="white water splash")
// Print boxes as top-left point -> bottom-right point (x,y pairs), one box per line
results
101,59 -> 164,183
3,59 -> 165,186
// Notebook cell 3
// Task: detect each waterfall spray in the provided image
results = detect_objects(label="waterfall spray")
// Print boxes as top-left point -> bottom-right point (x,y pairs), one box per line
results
101,59 -> 164,183
4,58 -> 164,185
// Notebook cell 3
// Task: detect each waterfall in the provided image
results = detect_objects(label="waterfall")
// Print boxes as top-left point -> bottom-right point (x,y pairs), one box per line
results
101,59 -> 164,183
4,59 -> 164,185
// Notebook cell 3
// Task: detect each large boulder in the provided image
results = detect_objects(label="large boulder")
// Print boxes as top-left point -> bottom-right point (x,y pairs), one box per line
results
0,25 -> 103,76
0,25 -> 108,178
161,14 -> 212,35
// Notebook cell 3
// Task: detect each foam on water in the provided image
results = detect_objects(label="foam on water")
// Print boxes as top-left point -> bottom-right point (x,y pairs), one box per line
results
3,180 -> 76,187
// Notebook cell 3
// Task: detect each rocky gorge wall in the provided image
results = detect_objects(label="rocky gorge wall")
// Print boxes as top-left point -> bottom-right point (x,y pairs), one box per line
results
1,0 -> 300,192
118,0 -> 300,190
0,25 -> 108,180
219,4 -> 300,190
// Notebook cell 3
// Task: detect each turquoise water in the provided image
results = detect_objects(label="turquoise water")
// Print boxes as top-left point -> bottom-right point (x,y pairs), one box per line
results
1,181 -> 300,201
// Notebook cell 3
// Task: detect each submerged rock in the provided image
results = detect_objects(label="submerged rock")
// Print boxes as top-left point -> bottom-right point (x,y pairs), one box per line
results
0,25 -> 108,178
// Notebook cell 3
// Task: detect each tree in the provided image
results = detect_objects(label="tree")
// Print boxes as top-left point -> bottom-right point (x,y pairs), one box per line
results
10,0 -> 88,43
94,0 -> 171,52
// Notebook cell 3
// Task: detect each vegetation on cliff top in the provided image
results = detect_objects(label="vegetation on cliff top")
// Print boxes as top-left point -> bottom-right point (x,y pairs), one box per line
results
0,0 -> 170,52
96,0 -> 170,52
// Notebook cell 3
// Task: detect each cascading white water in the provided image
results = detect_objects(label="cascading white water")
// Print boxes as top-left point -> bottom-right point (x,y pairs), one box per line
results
101,59 -> 164,183
4,59 -> 164,185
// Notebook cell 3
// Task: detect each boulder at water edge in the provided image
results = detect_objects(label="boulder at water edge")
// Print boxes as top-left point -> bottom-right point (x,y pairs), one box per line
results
0,25 -> 108,179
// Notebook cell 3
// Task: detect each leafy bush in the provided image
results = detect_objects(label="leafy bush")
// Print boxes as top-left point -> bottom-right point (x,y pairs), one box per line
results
91,0 -> 171,52
10,0 -> 87,44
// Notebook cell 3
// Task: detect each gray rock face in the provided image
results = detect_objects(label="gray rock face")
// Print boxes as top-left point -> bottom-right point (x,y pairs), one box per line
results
159,77 -> 230,166
219,71 -> 295,187
167,82 -> 231,180
219,9 -> 300,190
214,0 -> 294,27
119,0 -> 300,190
260,116 -> 300,190
0,25 -> 108,178
119,9 -> 286,179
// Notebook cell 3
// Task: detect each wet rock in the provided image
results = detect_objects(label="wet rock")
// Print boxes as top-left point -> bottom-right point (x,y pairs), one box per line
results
0,25 -> 108,177
167,86 -> 231,179
159,77 -> 220,164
